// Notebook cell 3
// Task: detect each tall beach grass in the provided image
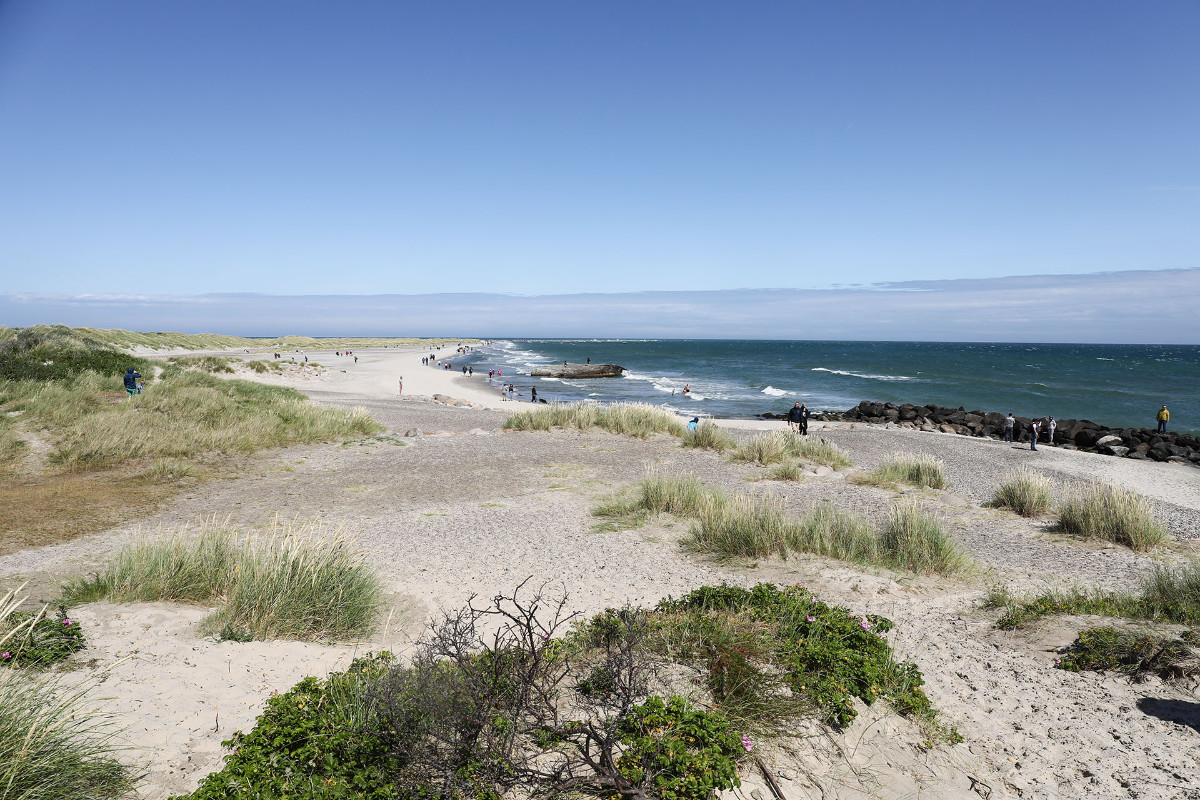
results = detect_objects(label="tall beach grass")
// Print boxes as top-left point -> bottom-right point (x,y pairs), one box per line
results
681,421 -> 736,453
990,467 -> 1053,517
0,670 -> 136,799
504,402 -> 685,438
611,475 -> 966,573
1054,481 -> 1167,551
64,519 -> 382,641
730,432 -> 852,470
852,453 -> 947,489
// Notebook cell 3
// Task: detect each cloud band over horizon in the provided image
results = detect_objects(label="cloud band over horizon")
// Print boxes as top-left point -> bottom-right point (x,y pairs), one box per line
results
3,269 -> 1196,344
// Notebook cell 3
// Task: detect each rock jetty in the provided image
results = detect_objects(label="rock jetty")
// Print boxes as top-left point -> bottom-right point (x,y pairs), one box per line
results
764,400 -> 1200,467
530,363 -> 625,378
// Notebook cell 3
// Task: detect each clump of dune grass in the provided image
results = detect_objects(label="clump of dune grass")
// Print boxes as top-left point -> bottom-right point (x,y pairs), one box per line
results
687,493 -> 795,558
64,523 -> 237,604
852,453 -> 947,489
729,431 -> 795,465
168,355 -> 235,373
1054,481 -> 1167,551
878,501 -> 966,574
0,670 -> 136,799
504,402 -> 684,438
985,560 -> 1200,629
769,462 -> 804,482
639,472 -> 722,517
991,467 -> 1053,517
43,371 -> 380,468
789,437 -> 853,470
63,519 -> 381,641
681,420 -> 736,453
790,502 -> 880,563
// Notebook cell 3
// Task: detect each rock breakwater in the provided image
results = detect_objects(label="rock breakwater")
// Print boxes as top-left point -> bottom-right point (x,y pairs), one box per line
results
769,400 -> 1200,467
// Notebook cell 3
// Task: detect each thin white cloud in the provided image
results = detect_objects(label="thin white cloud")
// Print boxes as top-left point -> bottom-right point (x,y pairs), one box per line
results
1,269 -> 1196,344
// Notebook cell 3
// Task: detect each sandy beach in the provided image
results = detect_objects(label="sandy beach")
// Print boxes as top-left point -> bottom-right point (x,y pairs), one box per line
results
4,344 -> 1200,799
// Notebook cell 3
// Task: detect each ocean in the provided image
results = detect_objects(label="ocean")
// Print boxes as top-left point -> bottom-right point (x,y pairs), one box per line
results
454,340 -> 1199,433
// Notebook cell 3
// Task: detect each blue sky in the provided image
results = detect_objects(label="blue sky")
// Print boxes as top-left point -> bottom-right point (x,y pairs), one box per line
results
0,1 -> 1197,339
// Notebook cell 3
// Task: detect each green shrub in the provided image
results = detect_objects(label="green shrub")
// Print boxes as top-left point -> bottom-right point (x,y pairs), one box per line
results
616,696 -> 742,800
176,654 -> 399,800
1057,627 -> 1200,681
0,605 -> 85,669
991,467 -> 1053,517
0,670 -> 135,799
654,584 -> 953,735
878,502 -> 966,574
681,421 -> 736,453
1055,481 -> 1167,551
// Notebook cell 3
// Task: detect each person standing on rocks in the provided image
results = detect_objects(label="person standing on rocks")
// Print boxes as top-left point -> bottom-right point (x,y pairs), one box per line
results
1030,419 -> 1040,451
787,402 -> 804,433
1004,413 -> 1015,443
1157,405 -> 1170,433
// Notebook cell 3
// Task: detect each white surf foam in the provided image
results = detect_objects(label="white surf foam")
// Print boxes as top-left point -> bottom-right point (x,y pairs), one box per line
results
761,386 -> 788,397
811,367 -> 914,382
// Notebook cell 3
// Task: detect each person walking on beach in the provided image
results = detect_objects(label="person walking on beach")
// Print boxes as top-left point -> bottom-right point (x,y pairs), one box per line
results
1157,405 -> 1170,433
786,402 -> 804,432
123,367 -> 141,397
800,403 -> 810,435
1047,417 -> 1056,445
398,377 -> 403,396
1030,419 -> 1040,451
1004,413 -> 1015,443
530,386 -> 537,403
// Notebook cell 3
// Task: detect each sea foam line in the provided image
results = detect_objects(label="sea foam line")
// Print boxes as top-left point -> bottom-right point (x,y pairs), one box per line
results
811,367 -> 914,382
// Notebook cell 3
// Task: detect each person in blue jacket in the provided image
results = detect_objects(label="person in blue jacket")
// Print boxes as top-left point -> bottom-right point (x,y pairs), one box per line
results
123,367 -> 142,397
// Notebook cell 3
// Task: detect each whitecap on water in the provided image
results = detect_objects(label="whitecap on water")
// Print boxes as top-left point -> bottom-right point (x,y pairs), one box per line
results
811,367 -> 914,382
761,386 -> 788,396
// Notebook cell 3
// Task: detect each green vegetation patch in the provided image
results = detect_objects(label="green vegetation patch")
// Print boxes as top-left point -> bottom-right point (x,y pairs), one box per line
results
64,521 -> 382,642
681,420 -> 736,453
1057,627 -> 1200,682
652,583 -> 955,734
0,670 -> 136,800
986,561 -> 1200,629
598,474 -> 967,574
990,467 -> 1053,517
851,453 -> 947,490
504,401 -> 686,438
175,582 -> 952,800
1053,481 -> 1167,551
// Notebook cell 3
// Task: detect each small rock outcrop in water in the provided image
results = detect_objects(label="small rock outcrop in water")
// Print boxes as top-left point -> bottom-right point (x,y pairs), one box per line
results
530,363 -> 625,378
762,400 -> 1200,467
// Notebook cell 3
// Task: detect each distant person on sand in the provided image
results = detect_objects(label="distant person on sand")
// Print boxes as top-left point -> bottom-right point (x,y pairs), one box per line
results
398,377 -> 403,396
530,386 -> 537,403
1030,419 -> 1040,451
1157,405 -> 1170,433
800,402 -> 809,435
787,402 -> 804,432
1004,413 -> 1015,442
123,367 -> 141,397
687,416 -> 699,432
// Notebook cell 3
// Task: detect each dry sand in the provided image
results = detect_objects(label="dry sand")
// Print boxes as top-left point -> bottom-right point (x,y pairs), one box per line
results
3,345 -> 1200,799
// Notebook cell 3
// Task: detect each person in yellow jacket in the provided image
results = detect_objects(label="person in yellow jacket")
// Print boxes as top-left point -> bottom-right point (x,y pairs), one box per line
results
1157,405 -> 1170,433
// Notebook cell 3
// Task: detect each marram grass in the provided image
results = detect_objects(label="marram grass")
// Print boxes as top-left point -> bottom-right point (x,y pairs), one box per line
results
504,402 -> 685,438
63,518 -> 382,641
0,670 -> 135,800
852,452 -> 947,489
1054,481 -> 1167,551
681,420 -> 736,453
730,432 -> 851,470
619,475 -> 966,573
991,467 -> 1053,517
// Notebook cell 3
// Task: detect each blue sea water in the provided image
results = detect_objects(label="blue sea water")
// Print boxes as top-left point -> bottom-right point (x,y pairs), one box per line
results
455,340 -> 1199,433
